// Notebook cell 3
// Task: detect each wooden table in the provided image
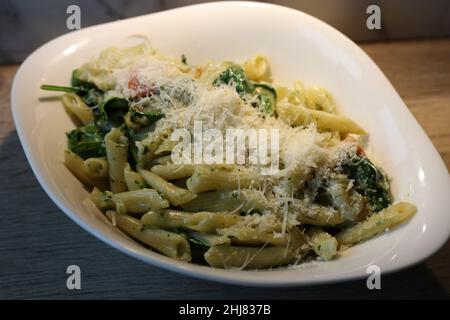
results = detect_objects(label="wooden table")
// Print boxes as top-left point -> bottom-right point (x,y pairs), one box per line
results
0,39 -> 449,299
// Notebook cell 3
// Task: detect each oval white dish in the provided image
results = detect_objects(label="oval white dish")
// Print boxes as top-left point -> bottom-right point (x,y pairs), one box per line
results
11,1 -> 450,286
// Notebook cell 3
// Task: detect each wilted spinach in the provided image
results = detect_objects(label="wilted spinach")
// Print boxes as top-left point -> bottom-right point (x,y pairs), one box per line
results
214,65 -> 276,116
341,154 -> 392,212
213,65 -> 254,97
98,97 -> 129,127
41,69 -> 104,109
66,122 -> 106,159
252,83 -> 276,116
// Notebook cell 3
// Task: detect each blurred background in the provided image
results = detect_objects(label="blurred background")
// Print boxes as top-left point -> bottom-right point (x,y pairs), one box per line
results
1,0 -> 450,63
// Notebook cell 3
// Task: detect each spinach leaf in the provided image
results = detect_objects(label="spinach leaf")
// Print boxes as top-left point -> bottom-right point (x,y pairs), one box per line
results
214,66 -> 277,116
173,228 -> 210,247
213,65 -> 254,97
40,85 -> 78,93
66,122 -> 105,159
72,70 -> 104,107
70,69 -> 93,88
98,97 -> 129,126
83,88 -> 104,108
123,123 -> 158,169
341,154 -> 392,212
186,233 -> 210,247
95,117 -> 114,135
41,69 -> 104,108
252,83 -> 276,116
129,102 -> 164,124
123,126 -> 143,168
90,98 -> 129,136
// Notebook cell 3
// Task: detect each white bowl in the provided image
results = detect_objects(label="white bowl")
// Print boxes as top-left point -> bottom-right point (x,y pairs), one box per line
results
11,1 -> 450,286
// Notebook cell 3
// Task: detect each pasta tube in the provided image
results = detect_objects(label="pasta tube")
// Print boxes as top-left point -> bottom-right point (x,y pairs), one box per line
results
142,209 -> 239,234
83,157 -> 109,178
151,164 -> 196,181
184,212 -> 240,233
106,211 -> 191,261
183,230 -> 231,247
304,87 -> 336,114
243,54 -> 272,82
105,128 -> 128,193
296,203 -> 347,226
62,93 -> 94,125
64,150 -> 109,190
124,163 -> 148,191
336,202 -> 417,246
141,209 -> 192,229
186,166 -> 261,193
277,102 -> 366,135
91,187 -> 169,214
204,245 -> 302,269
151,155 -> 173,165
226,227 -> 306,247
136,128 -> 171,168
138,168 -> 196,206
154,137 -> 178,156
181,189 -> 269,213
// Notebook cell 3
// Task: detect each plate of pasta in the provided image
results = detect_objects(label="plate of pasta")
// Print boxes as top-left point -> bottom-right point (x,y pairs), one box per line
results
12,2 -> 450,286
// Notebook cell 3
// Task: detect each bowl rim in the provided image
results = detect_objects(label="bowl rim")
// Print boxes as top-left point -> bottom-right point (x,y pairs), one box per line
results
11,0 -> 450,287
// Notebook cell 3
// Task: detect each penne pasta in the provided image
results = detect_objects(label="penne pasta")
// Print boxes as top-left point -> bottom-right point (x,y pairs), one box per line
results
243,54 -> 272,82
141,208 -> 239,233
298,207 -> 347,227
135,130 -> 166,169
154,137 -> 178,156
225,226 -> 307,247
183,230 -> 231,247
90,188 -> 115,211
304,87 -> 336,114
84,157 -> 109,178
277,101 -> 366,135
138,168 -> 196,206
184,211 -> 240,233
181,189 -> 269,213
186,166 -> 261,193
91,187 -> 169,214
152,155 -> 173,165
64,150 -> 109,190
151,164 -> 196,180
124,163 -> 148,191
204,245 -> 304,269
141,209 -> 192,229
106,210 -> 191,261
336,202 -> 417,246
62,93 -> 94,125
105,128 -> 128,193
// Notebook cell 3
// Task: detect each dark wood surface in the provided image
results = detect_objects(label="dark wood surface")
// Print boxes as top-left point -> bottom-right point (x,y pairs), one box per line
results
0,39 -> 449,299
